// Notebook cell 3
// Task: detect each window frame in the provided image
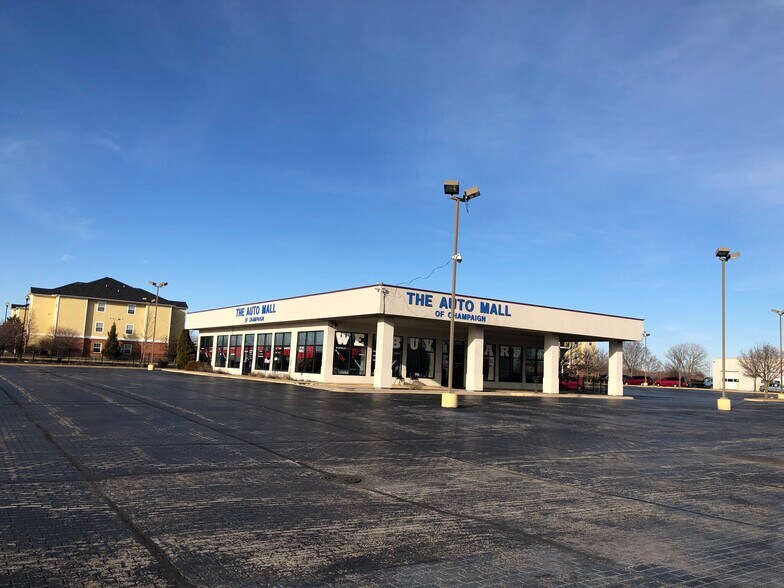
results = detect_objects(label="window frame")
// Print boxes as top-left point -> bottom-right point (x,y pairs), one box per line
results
122,343 -> 132,355
295,330 -> 324,374
97,301 -> 106,312
127,303 -> 136,315
498,345 -> 523,383
92,342 -> 102,353
95,321 -> 104,333
273,332 -> 292,372
406,337 -> 436,379
125,323 -> 134,335
333,331 -> 368,376
215,335 -> 229,368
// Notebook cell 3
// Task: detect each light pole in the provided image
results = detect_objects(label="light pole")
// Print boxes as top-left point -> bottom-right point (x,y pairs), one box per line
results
642,331 -> 650,385
22,294 -> 31,355
148,281 -> 167,370
441,180 -> 480,409
4,301 -> 8,322
771,309 -> 783,395
715,248 -> 739,411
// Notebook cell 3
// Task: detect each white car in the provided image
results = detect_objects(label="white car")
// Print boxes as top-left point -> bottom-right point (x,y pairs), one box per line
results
759,380 -> 782,392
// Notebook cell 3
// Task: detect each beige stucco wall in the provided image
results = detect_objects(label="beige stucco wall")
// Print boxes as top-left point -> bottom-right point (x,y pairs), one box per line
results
187,284 -> 644,343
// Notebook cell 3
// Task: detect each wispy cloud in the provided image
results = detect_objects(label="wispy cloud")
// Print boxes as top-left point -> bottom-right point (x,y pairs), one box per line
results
1,192 -> 92,241
61,254 -> 75,262
87,135 -> 121,153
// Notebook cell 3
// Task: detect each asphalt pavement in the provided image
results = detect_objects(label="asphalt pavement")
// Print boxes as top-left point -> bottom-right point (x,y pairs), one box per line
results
1,365 -> 782,587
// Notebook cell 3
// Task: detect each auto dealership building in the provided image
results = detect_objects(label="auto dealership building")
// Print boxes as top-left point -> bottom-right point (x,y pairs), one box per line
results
185,284 -> 644,395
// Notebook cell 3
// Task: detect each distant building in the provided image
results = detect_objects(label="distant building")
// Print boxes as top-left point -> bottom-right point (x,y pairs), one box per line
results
10,277 -> 187,358
710,357 -> 756,392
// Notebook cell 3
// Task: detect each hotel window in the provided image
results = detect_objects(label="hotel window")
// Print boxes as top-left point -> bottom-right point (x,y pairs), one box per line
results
273,332 -> 291,371
198,336 -> 214,363
215,335 -> 228,368
333,332 -> 367,376
296,331 -> 324,374
127,304 -> 136,315
125,324 -> 134,335
92,342 -> 102,353
483,344 -> 496,381
370,335 -> 403,377
228,335 -> 242,369
406,337 -> 435,379
97,301 -> 106,312
498,345 -> 523,382
256,333 -> 272,370
525,347 -> 544,384
122,343 -> 132,355
95,322 -> 104,333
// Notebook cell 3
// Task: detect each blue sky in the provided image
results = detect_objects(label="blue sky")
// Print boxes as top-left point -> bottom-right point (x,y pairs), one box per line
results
2,1 -> 784,360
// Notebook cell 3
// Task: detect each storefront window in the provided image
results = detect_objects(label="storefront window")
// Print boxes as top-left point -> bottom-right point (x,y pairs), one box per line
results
256,333 -> 272,370
483,344 -> 496,381
215,335 -> 228,368
333,332 -> 367,375
370,335 -> 403,377
498,345 -> 523,382
296,330 -> 324,374
243,334 -> 255,373
228,335 -> 242,369
199,336 -> 214,364
406,337 -> 435,379
273,332 -> 291,371
525,347 -> 544,384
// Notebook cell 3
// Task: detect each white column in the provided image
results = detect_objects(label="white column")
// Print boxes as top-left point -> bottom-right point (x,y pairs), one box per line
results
323,322 -> 337,380
543,333 -> 560,394
465,325 -> 484,392
373,317 -> 395,389
608,340 -> 624,396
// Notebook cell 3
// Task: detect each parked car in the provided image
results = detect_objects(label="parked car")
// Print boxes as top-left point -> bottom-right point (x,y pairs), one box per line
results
560,376 -> 584,392
759,380 -> 782,392
704,377 -> 713,388
626,375 -> 653,386
655,376 -> 688,387
690,378 -> 706,388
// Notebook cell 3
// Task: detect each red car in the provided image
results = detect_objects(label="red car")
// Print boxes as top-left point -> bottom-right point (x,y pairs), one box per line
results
559,376 -> 585,392
626,375 -> 653,386
656,376 -> 688,387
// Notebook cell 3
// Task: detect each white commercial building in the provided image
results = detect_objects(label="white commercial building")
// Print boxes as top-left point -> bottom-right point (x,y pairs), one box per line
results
711,357 -> 757,392
186,284 -> 644,395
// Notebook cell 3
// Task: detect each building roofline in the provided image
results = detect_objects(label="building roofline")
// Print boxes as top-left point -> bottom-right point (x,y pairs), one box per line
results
188,283 -> 645,322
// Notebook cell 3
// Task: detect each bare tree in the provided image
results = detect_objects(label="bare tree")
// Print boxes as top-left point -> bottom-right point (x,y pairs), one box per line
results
582,347 -> 609,379
664,343 -> 709,383
39,327 -> 82,358
738,343 -> 780,398
623,341 -> 646,375
0,317 -> 25,354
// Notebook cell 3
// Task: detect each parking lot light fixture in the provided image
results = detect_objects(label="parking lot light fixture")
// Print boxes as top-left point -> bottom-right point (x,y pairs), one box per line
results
147,281 -> 168,370
441,180 -> 480,409
642,331 -> 650,385
772,309 -> 784,395
715,248 -> 740,410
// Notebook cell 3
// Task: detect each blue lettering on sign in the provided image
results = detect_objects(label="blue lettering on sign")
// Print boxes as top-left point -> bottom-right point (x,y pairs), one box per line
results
237,303 -> 277,319
405,291 -> 511,322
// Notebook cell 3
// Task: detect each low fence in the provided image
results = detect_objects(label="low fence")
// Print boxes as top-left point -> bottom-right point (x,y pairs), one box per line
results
0,351 -> 165,368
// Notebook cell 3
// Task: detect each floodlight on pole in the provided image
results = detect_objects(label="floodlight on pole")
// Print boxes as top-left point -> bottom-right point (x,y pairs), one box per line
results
643,331 -> 651,385
441,180 -> 481,409
147,281 -> 168,370
772,309 -> 784,397
715,247 -> 739,410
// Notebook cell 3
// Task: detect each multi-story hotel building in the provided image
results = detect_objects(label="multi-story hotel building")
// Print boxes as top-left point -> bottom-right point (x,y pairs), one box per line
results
11,277 -> 187,358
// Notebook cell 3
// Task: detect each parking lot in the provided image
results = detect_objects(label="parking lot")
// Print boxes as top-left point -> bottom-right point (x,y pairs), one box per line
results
1,365 -> 782,587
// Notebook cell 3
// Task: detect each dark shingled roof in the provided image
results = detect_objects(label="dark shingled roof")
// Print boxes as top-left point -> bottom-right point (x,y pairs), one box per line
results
31,277 -> 188,308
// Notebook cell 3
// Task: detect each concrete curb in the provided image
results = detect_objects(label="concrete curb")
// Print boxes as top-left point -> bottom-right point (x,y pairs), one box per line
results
158,369 -> 633,399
